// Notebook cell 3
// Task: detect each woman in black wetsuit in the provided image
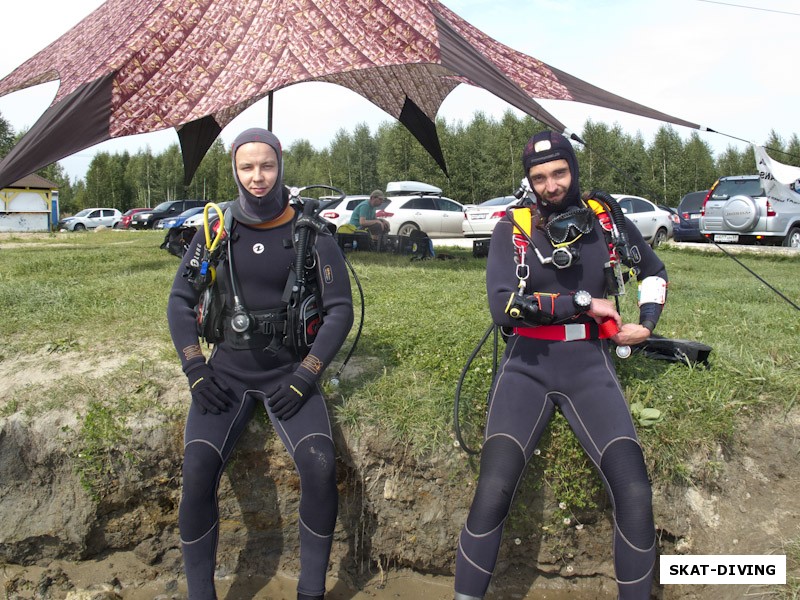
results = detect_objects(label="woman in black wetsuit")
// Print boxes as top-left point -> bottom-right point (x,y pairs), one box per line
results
454,131 -> 668,600
167,128 -> 353,600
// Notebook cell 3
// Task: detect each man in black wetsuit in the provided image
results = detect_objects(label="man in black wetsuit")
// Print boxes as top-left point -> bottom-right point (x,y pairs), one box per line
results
454,131 -> 668,600
167,128 -> 354,600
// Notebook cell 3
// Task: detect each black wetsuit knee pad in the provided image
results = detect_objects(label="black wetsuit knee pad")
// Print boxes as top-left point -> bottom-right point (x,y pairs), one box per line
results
294,435 -> 337,534
180,442 -> 224,541
467,436 -> 526,535
181,441 -> 223,499
600,438 -> 654,549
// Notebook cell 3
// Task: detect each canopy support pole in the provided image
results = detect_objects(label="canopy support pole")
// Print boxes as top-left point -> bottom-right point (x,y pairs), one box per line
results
268,91 -> 274,131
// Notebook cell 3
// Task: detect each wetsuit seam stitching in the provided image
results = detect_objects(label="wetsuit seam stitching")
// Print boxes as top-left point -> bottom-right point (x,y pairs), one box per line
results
299,515 -> 334,538
457,536 -> 493,575
180,520 -> 219,545
558,393 -> 603,457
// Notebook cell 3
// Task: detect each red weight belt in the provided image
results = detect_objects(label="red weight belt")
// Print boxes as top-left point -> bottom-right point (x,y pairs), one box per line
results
513,318 -> 619,342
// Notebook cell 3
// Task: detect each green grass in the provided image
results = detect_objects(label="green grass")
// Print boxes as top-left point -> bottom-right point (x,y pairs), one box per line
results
779,537 -> 800,599
1,232 -> 799,505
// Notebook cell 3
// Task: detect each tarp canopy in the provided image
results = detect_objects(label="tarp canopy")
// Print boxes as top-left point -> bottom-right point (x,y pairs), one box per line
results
754,146 -> 800,204
0,0 -> 702,188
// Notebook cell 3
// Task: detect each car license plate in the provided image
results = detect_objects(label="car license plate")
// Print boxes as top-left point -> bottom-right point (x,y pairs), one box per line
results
471,214 -> 486,220
714,234 -> 739,242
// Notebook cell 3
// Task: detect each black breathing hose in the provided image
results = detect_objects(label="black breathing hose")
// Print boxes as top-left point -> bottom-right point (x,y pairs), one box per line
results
453,322 -> 499,455
330,250 -> 365,386
586,189 -> 632,265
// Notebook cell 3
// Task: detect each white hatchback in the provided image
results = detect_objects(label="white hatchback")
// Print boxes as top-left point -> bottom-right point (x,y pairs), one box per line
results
318,195 -> 371,229
376,181 -> 465,238
612,194 -> 674,248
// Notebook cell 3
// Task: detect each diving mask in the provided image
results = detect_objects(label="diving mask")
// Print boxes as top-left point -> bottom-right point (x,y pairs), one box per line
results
545,207 -> 595,245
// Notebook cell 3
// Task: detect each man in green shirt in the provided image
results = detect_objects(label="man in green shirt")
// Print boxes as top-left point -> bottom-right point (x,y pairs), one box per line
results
349,189 -> 390,237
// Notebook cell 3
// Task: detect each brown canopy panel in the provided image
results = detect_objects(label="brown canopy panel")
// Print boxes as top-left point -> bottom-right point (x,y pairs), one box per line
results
0,0 -> 700,188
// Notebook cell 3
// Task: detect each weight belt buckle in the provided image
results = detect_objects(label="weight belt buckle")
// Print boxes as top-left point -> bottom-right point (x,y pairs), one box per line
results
564,323 -> 588,341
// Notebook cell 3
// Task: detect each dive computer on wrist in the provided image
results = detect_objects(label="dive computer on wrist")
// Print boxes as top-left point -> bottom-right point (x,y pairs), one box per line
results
573,290 -> 592,311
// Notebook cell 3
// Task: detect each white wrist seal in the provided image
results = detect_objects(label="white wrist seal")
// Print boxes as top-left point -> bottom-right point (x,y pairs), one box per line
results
638,276 -> 667,305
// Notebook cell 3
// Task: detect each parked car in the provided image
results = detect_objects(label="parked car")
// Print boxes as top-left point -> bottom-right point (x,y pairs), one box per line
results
318,195 -> 371,229
375,181 -> 465,238
129,199 -> 209,229
673,190 -> 709,242
114,207 -> 149,229
462,195 -> 519,237
156,206 -> 205,230
658,204 -> 680,227
58,208 -> 122,231
701,175 -> 800,246
611,194 -> 673,248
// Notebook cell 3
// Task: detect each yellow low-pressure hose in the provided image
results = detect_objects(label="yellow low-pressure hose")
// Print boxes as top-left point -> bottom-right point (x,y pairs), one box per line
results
203,202 -> 225,252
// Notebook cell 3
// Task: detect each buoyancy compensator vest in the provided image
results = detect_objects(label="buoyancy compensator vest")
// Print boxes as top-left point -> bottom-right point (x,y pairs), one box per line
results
186,197 -> 334,358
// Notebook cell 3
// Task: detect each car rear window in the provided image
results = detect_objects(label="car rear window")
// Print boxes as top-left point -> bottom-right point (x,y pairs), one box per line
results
678,191 -> 708,212
712,179 -> 764,200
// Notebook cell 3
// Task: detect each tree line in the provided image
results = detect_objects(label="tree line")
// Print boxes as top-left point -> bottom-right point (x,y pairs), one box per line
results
2,110 -> 799,216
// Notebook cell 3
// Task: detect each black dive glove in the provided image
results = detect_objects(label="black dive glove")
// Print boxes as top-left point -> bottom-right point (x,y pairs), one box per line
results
185,363 -> 234,415
266,373 -> 314,421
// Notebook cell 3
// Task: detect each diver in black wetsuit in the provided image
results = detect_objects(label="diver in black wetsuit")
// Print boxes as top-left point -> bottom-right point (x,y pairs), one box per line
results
454,131 -> 668,600
167,128 -> 354,600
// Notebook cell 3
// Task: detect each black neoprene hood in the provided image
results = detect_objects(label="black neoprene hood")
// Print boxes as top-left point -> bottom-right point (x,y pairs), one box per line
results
230,128 -> 287,223
522,130 -> 582,212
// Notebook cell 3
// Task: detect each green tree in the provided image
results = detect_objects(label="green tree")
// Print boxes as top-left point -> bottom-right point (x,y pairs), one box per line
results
680,133 -> 716,196
125,147 -> 158,207
764,129 -> 785,156
647,125 -> 685,205
84,152 -> 131,209
0,112 -> 14,159
785,134 -> 800,168
36,162 -> 75,214
190,139 -> 229,201
375,122 -> 417,185
350,123 -> 379,194
284,139 -> 322,189
715,145 -> 753,177
328,129 -> 357,193
578,120 -> 624,193
70,179 -> 87,214
157,144 -> 185,201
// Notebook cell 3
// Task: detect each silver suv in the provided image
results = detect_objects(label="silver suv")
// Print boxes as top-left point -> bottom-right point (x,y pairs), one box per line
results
701,176 -> 800,247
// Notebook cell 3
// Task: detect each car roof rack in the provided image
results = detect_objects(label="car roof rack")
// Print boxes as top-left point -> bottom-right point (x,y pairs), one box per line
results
386,180 -> 442,196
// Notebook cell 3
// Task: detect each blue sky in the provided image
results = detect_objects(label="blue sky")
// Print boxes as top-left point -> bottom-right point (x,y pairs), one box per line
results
1,0 -> 798,181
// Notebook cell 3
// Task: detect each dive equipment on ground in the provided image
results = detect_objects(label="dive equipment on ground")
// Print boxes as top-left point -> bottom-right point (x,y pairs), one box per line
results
631,334 -> 712,367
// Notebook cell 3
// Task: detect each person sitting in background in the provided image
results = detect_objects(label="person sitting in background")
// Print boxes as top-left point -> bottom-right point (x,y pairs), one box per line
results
349,189 -> 390,239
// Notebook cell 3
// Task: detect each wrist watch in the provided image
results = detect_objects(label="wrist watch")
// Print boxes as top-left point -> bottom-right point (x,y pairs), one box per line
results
573,290 -> 592,311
